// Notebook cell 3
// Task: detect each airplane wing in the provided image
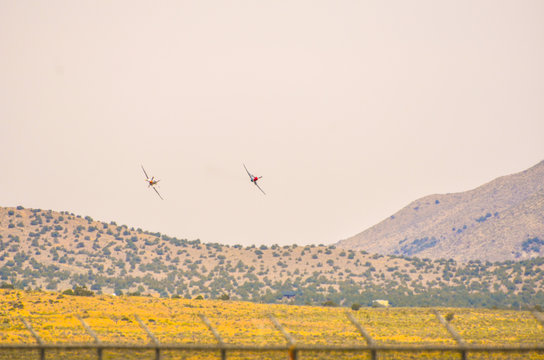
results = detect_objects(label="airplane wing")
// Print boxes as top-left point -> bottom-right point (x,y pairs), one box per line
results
243,164 -> 253,179
152,186 -> 164,200
141,165 -> 149,179
254,182 -> 266,195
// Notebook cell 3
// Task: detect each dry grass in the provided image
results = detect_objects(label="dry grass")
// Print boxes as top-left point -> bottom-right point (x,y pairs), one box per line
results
1,289 -> 544,359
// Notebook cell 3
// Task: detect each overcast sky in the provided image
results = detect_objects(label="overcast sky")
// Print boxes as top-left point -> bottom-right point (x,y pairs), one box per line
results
1,1 -> 543,247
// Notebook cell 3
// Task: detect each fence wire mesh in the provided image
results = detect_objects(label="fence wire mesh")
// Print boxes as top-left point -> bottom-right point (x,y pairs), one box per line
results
1,310 -> 543,360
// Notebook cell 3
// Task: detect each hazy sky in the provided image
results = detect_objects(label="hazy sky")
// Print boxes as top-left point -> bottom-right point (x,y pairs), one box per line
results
1,1 -> 543,247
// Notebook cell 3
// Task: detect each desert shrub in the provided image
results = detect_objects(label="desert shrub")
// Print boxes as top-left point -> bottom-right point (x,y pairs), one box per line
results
0,282 -> 14,289
63,286 -> 94,296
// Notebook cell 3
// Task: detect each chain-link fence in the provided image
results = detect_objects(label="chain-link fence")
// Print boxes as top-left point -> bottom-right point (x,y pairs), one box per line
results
2,310 -> 544,360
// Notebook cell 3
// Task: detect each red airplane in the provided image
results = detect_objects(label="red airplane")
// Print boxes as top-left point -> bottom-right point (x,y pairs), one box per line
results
243,164 -> 265,195
141,165 -> 164,200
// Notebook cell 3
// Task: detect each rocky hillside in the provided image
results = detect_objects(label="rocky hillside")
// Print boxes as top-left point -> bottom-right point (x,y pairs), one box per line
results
337,160 -> 544,262
1,206 -> 544,308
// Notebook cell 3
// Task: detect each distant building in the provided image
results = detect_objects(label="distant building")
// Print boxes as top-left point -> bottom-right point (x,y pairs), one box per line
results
372,299 -> 390,308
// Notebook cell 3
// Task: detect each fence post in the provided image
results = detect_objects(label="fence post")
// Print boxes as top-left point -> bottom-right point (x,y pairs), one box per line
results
20,317 -> 45,360
135,315 -> 161,360
269,314 -> 297,360
76,315 -> 103,360
199,314 -> 226,360
434,310 -> 467,360
346,311 -> 377,360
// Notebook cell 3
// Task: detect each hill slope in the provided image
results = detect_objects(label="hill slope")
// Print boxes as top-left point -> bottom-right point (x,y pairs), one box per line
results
337,160 -> 544,262
1,206 -> 544,308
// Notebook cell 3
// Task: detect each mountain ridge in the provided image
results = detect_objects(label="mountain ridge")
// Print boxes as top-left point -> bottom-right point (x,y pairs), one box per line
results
336,160 -> 544,262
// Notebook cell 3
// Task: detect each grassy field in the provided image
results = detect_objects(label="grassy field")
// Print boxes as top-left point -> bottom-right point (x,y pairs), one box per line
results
1,289 -> 543,359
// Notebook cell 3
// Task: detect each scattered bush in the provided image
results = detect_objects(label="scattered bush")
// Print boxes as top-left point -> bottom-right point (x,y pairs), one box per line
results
0,282 -> 14,289
322,300 -> 337,307
63,286 -> 94,297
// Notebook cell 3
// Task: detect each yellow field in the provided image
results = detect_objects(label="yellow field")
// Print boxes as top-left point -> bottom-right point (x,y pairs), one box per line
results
0,289 -> 543,359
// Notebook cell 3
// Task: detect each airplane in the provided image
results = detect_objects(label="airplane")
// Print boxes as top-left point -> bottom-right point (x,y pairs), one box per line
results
141,165 -> 164,200
243,164 -> 265,195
